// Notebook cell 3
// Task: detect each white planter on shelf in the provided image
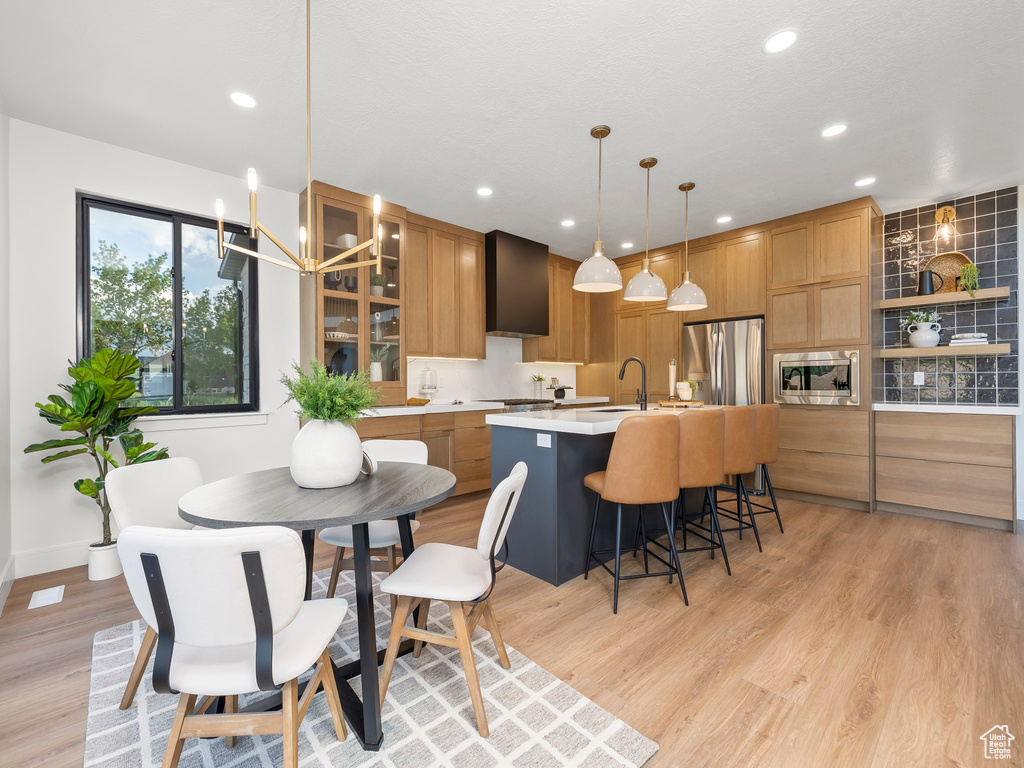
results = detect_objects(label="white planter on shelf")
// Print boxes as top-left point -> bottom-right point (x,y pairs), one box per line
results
88,541 -> 123,581
908,322 -> 941,348
290,419 -> 363,488
369,362 -> 383,382
370,285 -> 384,297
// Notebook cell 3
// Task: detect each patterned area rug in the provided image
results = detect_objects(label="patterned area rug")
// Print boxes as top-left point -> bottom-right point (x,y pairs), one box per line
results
84,567 -> 658,767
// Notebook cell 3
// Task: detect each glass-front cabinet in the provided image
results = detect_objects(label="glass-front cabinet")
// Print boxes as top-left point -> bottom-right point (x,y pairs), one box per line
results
299,181 -> 407,405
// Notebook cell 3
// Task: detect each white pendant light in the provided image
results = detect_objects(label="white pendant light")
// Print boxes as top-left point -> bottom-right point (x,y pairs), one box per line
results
667,182 -> 708,311
573,126 -> 623,293
623,157 -> 668,302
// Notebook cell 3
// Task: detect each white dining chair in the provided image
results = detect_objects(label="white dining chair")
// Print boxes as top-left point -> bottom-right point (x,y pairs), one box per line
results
106,457 -> 205,710
319,439 -> 427,608
378,461 -> 528,738
118,525 -> 349,768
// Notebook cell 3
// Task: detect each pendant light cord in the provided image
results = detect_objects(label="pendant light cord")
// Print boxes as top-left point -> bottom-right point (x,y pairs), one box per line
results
644,166 -> 650,267
596,137 -> 602,243
305,0 -> 312,253
684,188 -> 689,272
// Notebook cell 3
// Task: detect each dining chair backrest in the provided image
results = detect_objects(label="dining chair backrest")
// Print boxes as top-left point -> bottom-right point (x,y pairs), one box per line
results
362,439 -> 428,465
476,461 -> 528,560
118,525 -> 306,648
678,409 -> 726,489
602,414 -> 681,504
106,457 -> 204,531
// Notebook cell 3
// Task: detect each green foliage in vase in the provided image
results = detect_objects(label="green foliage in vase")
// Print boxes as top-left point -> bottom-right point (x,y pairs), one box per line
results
370,344 -> 392,364
959,263 -> 980,298
530,373 -> 545,382
370,271 -> 387,287
900,309 -> 940,330
23,349 -> 169,545
281,361 -> 380,423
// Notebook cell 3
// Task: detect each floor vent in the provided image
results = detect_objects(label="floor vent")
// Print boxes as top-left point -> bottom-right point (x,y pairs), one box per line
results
27,585 -> 65,609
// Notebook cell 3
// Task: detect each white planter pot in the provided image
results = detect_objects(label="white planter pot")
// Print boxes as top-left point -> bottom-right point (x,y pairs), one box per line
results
370,285 -> 384,297
676,383 -> 693,401
908,322 -> 941,348
534,381 -> 543,398
88,542 -> 123,581
290,419 -> 363,489
369,361 -> 383,382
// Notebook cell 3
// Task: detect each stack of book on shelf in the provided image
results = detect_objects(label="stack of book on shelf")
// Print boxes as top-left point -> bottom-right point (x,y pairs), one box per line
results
950,332 -> 990,346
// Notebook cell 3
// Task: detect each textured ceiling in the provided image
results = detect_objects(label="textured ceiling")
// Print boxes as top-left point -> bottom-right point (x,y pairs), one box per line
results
2,0 -> 1022,259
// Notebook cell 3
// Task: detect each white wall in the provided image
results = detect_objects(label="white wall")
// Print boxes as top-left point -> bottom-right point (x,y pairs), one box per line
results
0,97 -> 13,608
8,121 -> 301,577
407,336 -> 580,402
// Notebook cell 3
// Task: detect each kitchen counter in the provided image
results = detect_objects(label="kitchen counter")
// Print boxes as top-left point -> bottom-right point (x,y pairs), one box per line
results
872,403 -> 1023,416
362,396 -> 609,418
487,404 -> 708,434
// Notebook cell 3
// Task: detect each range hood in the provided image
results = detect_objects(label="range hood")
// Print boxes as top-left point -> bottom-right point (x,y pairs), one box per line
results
485,230 -> 549,338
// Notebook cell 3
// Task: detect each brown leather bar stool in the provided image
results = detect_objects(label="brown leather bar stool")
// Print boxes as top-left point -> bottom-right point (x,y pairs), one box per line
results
714,405 -> 763,551
667,409 -> 731,575
583,414 -> 686,613
748,403 -> 783,533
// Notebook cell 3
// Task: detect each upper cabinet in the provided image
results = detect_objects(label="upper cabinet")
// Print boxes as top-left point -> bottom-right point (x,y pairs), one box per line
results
767,221 -> 814,288
523,254 -> 589,364
404,215 -> 486,360
720,233 -> 765,317
681,245 -> 720,323
815,209 -> 869,282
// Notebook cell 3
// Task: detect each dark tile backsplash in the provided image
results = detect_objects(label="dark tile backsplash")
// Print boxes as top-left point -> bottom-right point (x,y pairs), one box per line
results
882,188 -> 1018,406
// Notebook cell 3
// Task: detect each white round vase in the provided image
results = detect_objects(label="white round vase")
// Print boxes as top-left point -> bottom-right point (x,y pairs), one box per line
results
290,419 -> 363,488
908,322 -> 941,348
88,541 -> 123,581
369,361 -> 383,382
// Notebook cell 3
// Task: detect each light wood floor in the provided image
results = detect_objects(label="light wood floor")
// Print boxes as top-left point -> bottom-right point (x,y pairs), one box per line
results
2,494 -> 1022,767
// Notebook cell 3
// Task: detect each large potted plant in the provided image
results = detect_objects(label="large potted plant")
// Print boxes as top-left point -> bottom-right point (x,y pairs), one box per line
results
281,361 -> 380,488
24,349 -> 169,581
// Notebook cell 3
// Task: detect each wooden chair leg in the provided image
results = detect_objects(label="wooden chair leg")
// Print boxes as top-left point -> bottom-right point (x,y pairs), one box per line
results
119,624 -> 157,710
282,678 -> 299,768
449,600 -> 488,737
317,649 -> 348,742
379,595 -> 414,707
387,546 -> 398,616
161,693 -> 197,768
223,695 -> 238,747
481,600 -> 511,669
326,547 -> 344,598
413,598 -> 431,657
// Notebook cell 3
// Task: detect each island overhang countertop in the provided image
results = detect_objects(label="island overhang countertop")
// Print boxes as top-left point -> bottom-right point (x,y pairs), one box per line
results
485,405 -> 715,434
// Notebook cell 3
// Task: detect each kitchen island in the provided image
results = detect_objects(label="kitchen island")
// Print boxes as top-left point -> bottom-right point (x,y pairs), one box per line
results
488,406 -> 690,585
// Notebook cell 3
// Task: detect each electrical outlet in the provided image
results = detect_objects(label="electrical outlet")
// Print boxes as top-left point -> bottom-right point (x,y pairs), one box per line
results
537,433 -> 552,448
913,371 -> 925,386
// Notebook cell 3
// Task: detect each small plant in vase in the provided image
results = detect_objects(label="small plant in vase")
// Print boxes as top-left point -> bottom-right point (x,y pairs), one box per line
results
369,271 -> 386,297
369,344 -> 391,382
530,373 -> 545,399
281,362 -> 380,488
901,309 -> 942,348
958,262 -> 980,298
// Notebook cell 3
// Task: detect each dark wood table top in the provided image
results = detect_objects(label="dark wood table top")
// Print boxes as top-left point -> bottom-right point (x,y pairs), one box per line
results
178,462 -> 457,530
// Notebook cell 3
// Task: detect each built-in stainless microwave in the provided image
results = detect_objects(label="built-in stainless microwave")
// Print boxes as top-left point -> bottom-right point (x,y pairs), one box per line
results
772,350 -> 859,406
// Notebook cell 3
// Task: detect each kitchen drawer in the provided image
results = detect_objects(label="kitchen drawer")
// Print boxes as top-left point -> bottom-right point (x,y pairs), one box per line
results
876,456 -> 1013,520
454,410 -> 501,429
455,425 -> 490,462
421,412 -> 455,431
771,448 -> 870,502
778,408 -> 869,456
875,412 -> 1013,468
454,458 -> 491,494
355,414 -> 420,440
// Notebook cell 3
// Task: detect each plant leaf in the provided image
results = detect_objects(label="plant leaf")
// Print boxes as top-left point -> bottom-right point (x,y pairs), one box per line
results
41,448 -> 89,463
74,478 -> 99,498
95,447 -> 119,468
132,448 -> 169,465
24,436 -> 89,453
71,380 -> 103,415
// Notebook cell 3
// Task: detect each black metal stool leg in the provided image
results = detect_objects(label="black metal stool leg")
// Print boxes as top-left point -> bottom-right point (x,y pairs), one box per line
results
739,475 -> 762,552
613,503 -> 623,614
708,488 -> 731,575
631,505 -> 644,559
764,465 -> 783,533
584,494 -> 601,580
638,505 -> 650,574
660,502 -> 688,605
668,497 -> 678,584
703,488 -> 713,560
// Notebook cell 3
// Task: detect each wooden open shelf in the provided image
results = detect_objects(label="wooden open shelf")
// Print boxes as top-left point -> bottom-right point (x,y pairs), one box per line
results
878,286 -> 1010,310
879,343 -> 1011,359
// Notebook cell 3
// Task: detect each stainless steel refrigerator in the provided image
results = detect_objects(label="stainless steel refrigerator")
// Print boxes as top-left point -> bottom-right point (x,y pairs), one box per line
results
681,317 -> 765,491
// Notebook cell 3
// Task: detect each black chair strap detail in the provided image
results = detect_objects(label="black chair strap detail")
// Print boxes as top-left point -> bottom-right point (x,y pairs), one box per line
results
140,552 -> 178,695
473,492 -> 516,604
241,551 -> 278,692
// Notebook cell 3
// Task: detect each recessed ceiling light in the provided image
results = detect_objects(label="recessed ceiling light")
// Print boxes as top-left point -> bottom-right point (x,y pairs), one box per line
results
477,187 -> 493,197
621,242 -> 634,249
854,177 -> 876,187
821,123 -> 847,138
230,92 -> 258,108
716,215 -> 732,224
561,219 -> 575,227
763,30 -> 797,54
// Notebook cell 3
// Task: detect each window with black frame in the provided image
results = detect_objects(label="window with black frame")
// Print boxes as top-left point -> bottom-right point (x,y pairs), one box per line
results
77,195 -> 259,413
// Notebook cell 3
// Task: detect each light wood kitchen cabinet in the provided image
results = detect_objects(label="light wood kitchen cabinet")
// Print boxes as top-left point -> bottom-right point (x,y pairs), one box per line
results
815,209 -> 869,282
767,221 -> 814,288
646,309 -> 682,398
720,233 -> 765,317
522,254 -> 588,364
814,277 -> 869,346
615,311 -> 646,403
405,224 -> 432,357
458,238 -> 486,359
682,245 -> 720,324
771,407 -> 870,503
430,230 -> 460,357
767,286 -> 814,348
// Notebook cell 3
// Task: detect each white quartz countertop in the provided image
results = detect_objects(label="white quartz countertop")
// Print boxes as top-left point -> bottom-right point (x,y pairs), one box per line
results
871,403 -> 1023,416
552,397 -> 610,406
363,396 -> 610,418
486,404 -> 710,434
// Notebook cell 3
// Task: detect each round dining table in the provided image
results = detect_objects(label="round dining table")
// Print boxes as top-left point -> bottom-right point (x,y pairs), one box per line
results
178,462 -> 456,752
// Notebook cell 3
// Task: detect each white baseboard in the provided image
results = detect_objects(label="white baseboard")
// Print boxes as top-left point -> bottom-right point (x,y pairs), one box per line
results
0,554 -> 14,616
14,537 -> 94,578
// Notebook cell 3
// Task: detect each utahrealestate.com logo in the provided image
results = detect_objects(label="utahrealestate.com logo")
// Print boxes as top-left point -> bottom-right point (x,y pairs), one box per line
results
980,725 -> 1015,760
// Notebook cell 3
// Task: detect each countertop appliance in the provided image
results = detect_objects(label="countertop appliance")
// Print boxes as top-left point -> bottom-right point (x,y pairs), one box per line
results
682,317 -> 765,491
479,398 -> 556,413
772,350 -> 860,406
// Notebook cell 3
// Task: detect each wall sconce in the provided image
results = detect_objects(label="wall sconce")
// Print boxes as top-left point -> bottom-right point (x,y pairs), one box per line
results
934,205 -> 958,244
